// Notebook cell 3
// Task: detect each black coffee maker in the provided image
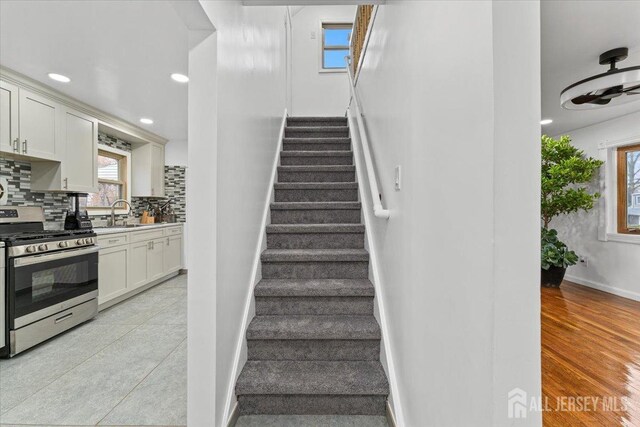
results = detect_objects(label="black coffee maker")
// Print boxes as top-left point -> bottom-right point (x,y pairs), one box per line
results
64,193 -> 93,230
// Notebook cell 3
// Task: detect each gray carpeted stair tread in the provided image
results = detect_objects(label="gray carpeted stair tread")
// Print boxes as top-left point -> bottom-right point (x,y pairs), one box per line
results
283,137 -> 351,143
271,202 -> 360,210
261,249 -> 369,262
288,116 -> 347,122
281,151 -> 353,157
266,224 -> 365,233
286,126 -> 349,132
278,165 -> 355,172
247,315 -> 380,340
236,361 -> 389,395
274,182 -> 357,189
255,279 -> 375,297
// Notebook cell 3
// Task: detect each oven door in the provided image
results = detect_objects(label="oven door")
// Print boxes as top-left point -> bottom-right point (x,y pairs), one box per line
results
8,246 -> 99,328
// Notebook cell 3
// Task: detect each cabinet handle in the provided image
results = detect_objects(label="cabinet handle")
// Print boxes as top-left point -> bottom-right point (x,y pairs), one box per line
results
108,239 -> 119,244
167,237 -> 170,246
147,242 -> 152,250
22,139 -> 27,153
13,138 -> 19,152
63,178 -> 68,189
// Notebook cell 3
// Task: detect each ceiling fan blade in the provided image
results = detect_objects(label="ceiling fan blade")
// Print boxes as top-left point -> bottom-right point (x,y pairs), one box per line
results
590,98 -> 612,105
622,83 -> 640,93
572,93 -> 601,105
627,91 -> 640,95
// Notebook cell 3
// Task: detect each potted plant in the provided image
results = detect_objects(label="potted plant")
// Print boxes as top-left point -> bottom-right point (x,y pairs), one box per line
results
540,135 -> 603,287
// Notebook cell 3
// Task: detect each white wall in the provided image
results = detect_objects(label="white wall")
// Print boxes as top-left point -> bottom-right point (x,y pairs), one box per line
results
354,1 -> 541,425
291,5 -> 355,116
187,27 -> 217,427
193,2 -> 288,426
553,111 -> 640,301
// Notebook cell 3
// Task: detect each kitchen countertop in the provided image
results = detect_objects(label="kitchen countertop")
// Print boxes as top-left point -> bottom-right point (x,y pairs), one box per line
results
94,222 -> 183,236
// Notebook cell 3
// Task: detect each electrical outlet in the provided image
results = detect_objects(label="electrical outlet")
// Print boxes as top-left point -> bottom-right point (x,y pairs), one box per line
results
579,256 -> 588,267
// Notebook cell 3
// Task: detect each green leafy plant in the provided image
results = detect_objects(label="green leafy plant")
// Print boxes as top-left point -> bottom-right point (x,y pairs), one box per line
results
541,135 -> 603,270
541,228 -> 579,269
541,135 -> 604,228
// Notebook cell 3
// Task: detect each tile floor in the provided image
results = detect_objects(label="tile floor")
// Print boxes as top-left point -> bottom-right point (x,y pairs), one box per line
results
0,274 -> 187,427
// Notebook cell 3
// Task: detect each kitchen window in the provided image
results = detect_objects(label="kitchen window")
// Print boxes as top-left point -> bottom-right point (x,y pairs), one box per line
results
321,23 -> 352,71
617,143 -> 640,234
87,146 -> 130,209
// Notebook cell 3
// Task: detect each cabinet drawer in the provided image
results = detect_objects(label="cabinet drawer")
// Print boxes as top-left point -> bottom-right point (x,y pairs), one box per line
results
165,226 -> 182,236
97,233 -> 128,248
131,229 -> 165,243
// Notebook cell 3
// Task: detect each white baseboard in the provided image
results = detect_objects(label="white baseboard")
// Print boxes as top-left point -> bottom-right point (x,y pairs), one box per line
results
386,400 -> 398,427
226,402 -> 240,427
564,274 -> 640,302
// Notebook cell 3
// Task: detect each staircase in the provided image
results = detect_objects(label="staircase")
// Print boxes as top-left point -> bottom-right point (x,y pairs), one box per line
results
235,116 -> 390,416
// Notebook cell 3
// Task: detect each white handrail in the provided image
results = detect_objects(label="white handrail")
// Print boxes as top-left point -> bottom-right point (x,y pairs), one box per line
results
346,56 -> 390,220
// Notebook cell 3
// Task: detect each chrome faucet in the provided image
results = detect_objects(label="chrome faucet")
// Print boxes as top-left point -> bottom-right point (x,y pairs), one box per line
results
109,199 -> 133,227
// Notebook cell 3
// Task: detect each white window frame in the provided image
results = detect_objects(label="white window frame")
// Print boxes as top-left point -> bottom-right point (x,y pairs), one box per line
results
598,135 -> 640,245
88,144 -> 132,216
318,21 -> 352,74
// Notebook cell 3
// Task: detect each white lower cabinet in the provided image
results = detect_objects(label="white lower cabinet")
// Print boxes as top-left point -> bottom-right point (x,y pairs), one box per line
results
164,235 -> 182,274
97,225 -> 184,308
129,241 -> 149,290
147,238 -> 165,282
98,245 -> 129,305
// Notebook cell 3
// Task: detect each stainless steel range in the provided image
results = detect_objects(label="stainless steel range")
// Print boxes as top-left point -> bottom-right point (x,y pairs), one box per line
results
0,207 -> 98,357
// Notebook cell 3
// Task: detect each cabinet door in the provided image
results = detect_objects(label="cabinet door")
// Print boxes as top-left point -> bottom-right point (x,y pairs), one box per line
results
129,241 -> 149,290
147,238 -> 165,282
63,109 -> 97,192
151,144 -> 165,196
0,81 -> 19,154
18,89 -> 59,160
98,245 -> 129,305
163,235 -> 182,274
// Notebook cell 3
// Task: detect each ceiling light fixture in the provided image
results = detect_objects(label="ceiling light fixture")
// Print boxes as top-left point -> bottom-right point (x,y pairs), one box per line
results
171,73 -> 189,83
140,118 -> 154,125
560,47 -> 640,110
48,73 -> 71,83
540,119 -> 553,125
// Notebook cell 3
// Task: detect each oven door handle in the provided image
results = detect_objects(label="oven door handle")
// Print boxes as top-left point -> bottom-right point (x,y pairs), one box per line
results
13,246 -> 100,267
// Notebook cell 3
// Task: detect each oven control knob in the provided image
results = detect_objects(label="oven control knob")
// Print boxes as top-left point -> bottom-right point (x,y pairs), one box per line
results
76,239 -> 84,245
38,244 -> 48,251
58,241 -> 68,248
87,238 -> 94,244
26,245 -> 36,253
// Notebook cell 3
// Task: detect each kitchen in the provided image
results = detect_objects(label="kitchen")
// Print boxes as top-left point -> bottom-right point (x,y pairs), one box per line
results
0,1 -> 190,425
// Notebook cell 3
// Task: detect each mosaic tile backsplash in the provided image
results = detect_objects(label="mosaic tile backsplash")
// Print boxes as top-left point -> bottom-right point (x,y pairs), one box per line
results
0,132 -> 186,226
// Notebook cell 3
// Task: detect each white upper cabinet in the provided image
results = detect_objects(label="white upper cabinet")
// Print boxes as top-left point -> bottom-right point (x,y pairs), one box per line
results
132,142 -> 165,197
18,88 -> 59,160
61,109 -> 98,192
0,81 -> 19,154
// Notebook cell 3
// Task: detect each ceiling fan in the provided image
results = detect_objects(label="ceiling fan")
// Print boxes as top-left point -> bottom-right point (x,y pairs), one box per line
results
561,47 -> 640,110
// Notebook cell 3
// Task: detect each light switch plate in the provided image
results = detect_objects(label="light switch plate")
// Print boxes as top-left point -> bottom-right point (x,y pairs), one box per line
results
310,31 -> 316,39
394,166 -> 401,191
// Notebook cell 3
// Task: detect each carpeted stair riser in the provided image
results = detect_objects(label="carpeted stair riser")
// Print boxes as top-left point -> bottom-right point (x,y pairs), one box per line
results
278,168 -> 355,183
284,139 -> 351,152
255,296 -> 373,315
238,395 -> 386,416
274,187 -> 358,202
281,153 -> 353,166
287,117 -> 348,127
267,232 -> 364,249
247,339 -> 380,361
270,208 -> 361,224
261,261 -> 369,279
285,127 -> 349,138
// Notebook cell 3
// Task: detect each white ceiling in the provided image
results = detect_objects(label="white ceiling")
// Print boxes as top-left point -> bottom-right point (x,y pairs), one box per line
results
541,1 -> 640,136
0,0 -> 190,141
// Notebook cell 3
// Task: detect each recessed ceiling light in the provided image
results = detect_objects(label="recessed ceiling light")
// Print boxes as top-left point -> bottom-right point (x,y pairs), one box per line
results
48,73 -> 71,83
540,119 -> 553,125
171,73 -> 189,83
140,118 -> 154,125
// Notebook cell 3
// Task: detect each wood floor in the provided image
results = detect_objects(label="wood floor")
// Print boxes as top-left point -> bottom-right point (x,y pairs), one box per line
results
542,281 -> 640,426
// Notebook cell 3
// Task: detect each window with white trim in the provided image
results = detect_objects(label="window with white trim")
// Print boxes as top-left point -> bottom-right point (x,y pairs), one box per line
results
87,147 -> 130,209
321,23 -> 352,70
